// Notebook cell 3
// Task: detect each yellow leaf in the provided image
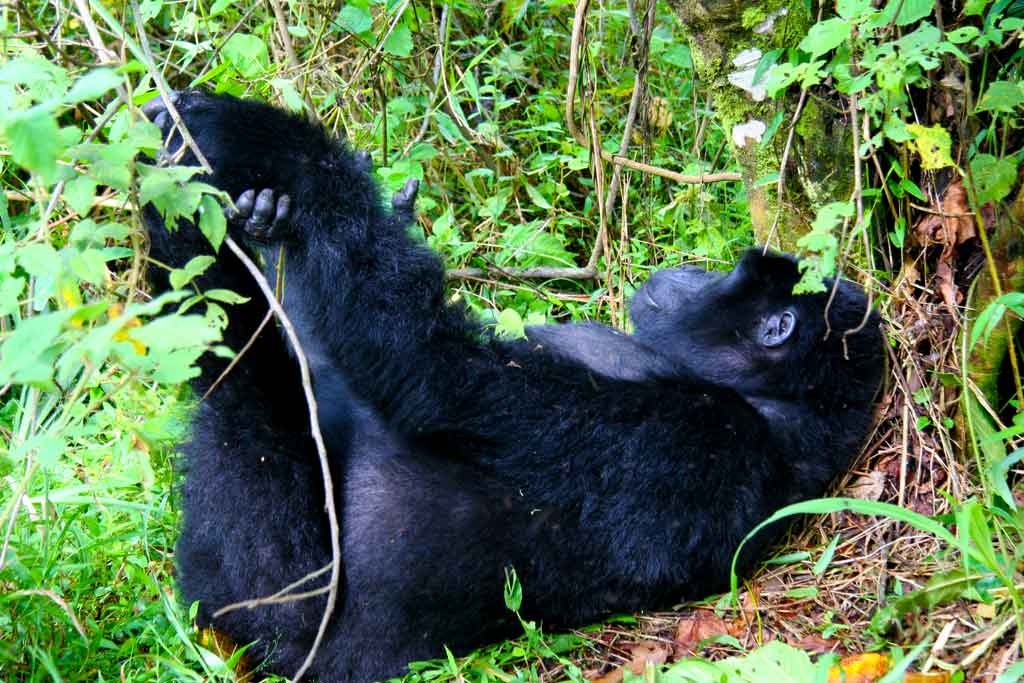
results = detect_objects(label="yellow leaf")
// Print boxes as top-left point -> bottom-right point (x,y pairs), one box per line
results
828,653 -> 891,683
906,124 -> 954,170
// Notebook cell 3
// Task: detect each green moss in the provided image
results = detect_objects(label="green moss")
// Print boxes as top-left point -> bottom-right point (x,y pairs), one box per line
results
741,8 -> 767,29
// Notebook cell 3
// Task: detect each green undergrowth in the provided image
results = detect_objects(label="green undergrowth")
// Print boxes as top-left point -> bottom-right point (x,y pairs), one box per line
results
1,0 -> 1022,682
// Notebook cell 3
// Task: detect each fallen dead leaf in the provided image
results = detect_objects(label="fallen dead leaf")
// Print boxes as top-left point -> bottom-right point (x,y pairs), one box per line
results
788,633 -> 841,654
828,653 -> 891,683
935,258 -> 958,307
674,612 -> 734,653
589,640 -> 673,683
846,471 -> 887,501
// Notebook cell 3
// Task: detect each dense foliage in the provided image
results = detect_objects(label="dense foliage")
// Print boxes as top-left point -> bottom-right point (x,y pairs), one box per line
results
0,1 -> 1021,681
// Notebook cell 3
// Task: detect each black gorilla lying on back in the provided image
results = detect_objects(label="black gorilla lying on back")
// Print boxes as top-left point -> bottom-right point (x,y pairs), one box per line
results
143,92 -> 884,682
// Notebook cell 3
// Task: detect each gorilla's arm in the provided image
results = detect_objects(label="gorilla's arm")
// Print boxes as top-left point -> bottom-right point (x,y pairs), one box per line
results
524,323 -> 679,381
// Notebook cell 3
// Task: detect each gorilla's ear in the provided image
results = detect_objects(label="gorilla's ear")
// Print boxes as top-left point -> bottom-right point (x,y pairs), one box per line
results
760,309 -> 797,348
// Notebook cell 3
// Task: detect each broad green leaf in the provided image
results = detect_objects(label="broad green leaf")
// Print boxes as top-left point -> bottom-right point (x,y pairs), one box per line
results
976,80 -> 1024,113
3,107 -> 62,181
946,26 -> 980,43
271,78 -> 304,112
63,68 -> 121,104
0,309 -> 75,385
170,255 -> 217,290
198,194 -> 226,250
883,0 -> 933,25
17,242 -> 61,276
495,308 -> 526,340
0,276 -> 25,316
524,183 -> 552,210
382,24 -> 413,57
64,175 -> 97,217
221,33 -> 269,79
970,153 -> 1018,204
906,123 -> 954,170
964,0 -> 990,15
798,18 -> 852,57
67,248 -> 109,285
337,4 -> 373,34
837,0 -> 872,19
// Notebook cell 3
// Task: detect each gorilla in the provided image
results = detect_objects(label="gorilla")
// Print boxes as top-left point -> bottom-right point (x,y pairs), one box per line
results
142,91 -> 884,682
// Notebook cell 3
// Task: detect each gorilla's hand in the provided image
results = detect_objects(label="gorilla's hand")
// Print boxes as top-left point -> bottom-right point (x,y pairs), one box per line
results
225,188 -> 292,241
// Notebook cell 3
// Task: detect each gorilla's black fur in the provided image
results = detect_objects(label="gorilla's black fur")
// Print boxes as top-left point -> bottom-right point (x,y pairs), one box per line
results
143,92 -> 885,682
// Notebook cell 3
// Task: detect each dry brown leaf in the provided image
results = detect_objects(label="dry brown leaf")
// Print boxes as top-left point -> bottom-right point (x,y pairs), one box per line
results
625,641 -> 671,675
788,633 -> 841,654
846,471 -> 886,501
935,259 -> 959,307
828,653 -> 891,682
674,612 -> 734,652
912,180 -> 974,248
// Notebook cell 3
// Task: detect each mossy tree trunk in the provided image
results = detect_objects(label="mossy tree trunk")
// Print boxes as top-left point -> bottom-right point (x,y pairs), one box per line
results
664,0 -> 853,251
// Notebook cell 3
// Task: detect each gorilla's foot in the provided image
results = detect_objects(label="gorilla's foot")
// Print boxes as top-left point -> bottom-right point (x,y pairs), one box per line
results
226,188 -> 292,241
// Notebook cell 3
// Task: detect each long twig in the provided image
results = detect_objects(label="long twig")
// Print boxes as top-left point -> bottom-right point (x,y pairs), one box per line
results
602,0 -> 655,221
566,0 -> 740,186
221,237 -> 341,683
121,5 -> 342,678
266,0 -> 316,118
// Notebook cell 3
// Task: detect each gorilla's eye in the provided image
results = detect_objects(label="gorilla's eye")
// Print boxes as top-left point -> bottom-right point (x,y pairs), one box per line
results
760,309 -> 797,348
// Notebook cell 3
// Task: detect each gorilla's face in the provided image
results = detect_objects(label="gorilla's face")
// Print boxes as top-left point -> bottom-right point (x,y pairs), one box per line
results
629,249 -> 876,398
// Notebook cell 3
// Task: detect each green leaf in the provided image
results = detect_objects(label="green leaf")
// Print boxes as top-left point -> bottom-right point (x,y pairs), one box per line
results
0,309 -> 75,386
63,68 -> 121,104
524,183 -> 552,210
17,243 -> 61,277
976,80 -> 1024,113
495,308 -> 526,340
64,175 -> 97,216
0,276 -> 25,317
970,154 -> 1018,205
204,288 -> 249,304
221,33 -> 269,79
198,194 -> 226,251
68,248 -> 108,285
3,107 -> 63,181
964,0 -> 990,16
883,0 -> 933,25
906,123 -> 954,170
798,18 -> 852,57
946,26 -> 980,44
169,255 -> 216,290
813,534 -> 841,576
382,24 -> 413,57
337,4 -> 373,34
837,0 -> 873,19
271,78 -> 305,112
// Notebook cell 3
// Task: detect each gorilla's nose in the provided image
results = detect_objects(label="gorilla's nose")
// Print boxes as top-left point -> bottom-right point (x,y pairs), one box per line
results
141,91 -> 178,121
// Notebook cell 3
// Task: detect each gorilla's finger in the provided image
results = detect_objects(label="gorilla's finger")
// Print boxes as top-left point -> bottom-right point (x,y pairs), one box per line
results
234,189 -> 256,220
274,194 -> 291,226
153,111 -> 169,134
253,189 -> 276,224
141,91 -> 178,121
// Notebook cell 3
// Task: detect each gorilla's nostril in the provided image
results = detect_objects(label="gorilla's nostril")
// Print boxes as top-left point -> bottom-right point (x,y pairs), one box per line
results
141,91 -> 179,121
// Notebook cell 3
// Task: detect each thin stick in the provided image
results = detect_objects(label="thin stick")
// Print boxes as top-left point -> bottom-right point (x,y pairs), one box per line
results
565,0 -> 739,186
223,237 -> 341,683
